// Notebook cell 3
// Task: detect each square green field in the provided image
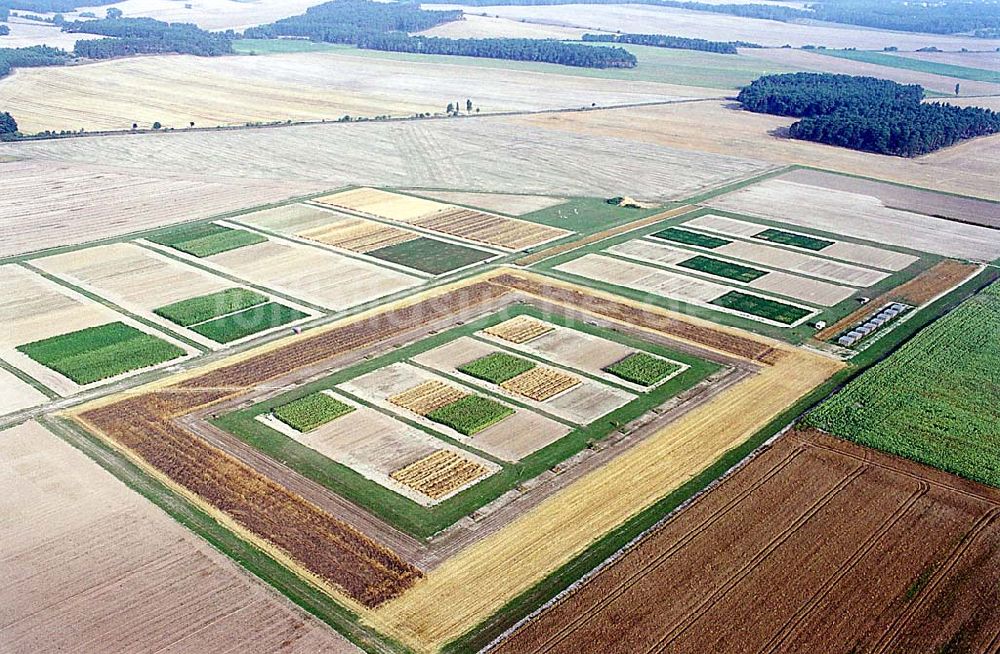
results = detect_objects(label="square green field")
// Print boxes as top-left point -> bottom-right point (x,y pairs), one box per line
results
677,255 -> 768,283
190,303 -> 309,343
753,228 -> 833,251
367,237 -> 495,275
458,352 -> 536,384
711,291 -> 812,325
148,223 -> 266,258
427,395 -> 514,436
154,288 -> 269,327
17,321 -> 185,385
604,352 -> 682,386
649,227 -> 730,249
274,393 -> 355,432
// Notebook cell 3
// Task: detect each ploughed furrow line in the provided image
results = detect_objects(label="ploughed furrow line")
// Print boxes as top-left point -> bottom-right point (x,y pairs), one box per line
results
491,274 -> 776,362
81,396 -> 421,608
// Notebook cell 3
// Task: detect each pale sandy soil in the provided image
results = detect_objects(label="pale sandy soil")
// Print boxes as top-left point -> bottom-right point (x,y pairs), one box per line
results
425,4 -> 1000,50
513,101 -> 1000,200
933,95 -> 1000,111
708,179 -> 1000,261
0,421 -> 360,653
0,17 -> 101,49
714,240 -> 890,287
404,190 -> 567,216
0,158 -> 322,259
71,0 -> 321,31
747,47 -> 1000,97
258,395 -> 497,507
411,336 -> 634,425
905,50 -> 1000,69
0,366 -> 47,416
417,13 -> 592,39
611,239 -> 857,306
339,362 -> 571,462
0,51 -> 710,133
686,214 -> 919,270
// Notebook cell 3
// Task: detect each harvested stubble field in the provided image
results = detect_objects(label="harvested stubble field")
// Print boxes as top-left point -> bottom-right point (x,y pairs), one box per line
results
407,190 -> 567,216
708,179 -> 1000,261
501,366 -> 580,402
69,0 -> 322,31
495,428 -> 1000,654
484,315 -> 554,344
0,366 -> 48,416
390,380 -> 469,417
0,117 -> 771,207
514,103 -> 1000,201
389,450 -> 490,501
0,421 -> 360,654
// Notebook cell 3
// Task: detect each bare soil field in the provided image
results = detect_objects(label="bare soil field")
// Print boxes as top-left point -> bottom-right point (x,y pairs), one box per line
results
0,421 -> 360,653
709,179 -> 1000,261
907,50 -> 1000,70
0,367 -> 48,416
778,168 -> 1000,229
426,4 -> 1000,50
417,13 -> 593,39
72,0 -> 320,31
0,115 -> 771,205
0,51 -> 708,133
514,102 -> 1000,201
748,47 -> 1000,97
495,428 -> 1000,654
0,17 -> 102,49
0,159 -> 322,259
405,190 -> 567,216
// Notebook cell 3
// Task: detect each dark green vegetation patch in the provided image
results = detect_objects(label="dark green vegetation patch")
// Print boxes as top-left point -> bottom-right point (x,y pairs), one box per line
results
753,228 -> 833,251
154,288 -> 269,327
148,223 -> 266,258
678,255 -> 768,283
189,303 -> 309,343
458,352 -> 536,384
367,237 -> 494,275
427,395 -> 514,436
649,227 -> 730,249
17,322 -> 184,385
711,291 -> 811,325
807,282 -> 1000,488
604,352 -> 682,387
274,393 -> 355,432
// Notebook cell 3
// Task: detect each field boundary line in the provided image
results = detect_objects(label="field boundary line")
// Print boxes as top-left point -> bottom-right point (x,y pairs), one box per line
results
0,355 -> 59,400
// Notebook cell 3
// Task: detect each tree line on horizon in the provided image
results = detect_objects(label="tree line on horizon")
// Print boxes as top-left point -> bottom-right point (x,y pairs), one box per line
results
64,16 -> 235,58
582,32 -> 761,54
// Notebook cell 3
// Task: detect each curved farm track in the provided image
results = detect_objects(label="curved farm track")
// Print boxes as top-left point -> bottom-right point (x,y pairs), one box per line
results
495,428 -> 1000,654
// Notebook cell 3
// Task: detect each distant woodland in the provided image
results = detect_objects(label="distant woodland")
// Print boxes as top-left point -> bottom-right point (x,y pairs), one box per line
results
582,33 -> 761,54
65,17 -> 235,58
739,73 -> 1000,157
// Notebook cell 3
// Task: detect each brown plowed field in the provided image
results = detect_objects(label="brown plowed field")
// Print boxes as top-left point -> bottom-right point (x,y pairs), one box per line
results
495,428 -> 1000,654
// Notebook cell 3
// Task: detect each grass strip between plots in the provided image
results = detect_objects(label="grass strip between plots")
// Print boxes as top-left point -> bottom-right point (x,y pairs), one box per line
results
711,291 -> 812,325
17,322 -> 184,385
367,237 -> 495,275
649,227 -> 730,249
148,223 -> 266,258
427,395 -> 515,436
677,255 -> 768,283
752,228 -> 833,251
154,288 -> 269,327
274,393 -> 355,433
458,352 -> 537,385
189,303 -> 309,344
604,352 -> 681,387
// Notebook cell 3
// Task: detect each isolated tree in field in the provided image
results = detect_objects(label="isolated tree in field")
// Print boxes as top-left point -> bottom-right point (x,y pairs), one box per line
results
106,7 -> 123,19
955,83 -> 960,96
466,98 -> 472,111
0,111 -> 17,135
446,102 -> 454,114
152,121 -> 162,130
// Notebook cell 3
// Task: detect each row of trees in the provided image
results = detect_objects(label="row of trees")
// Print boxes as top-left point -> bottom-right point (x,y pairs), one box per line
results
244,0 -> 462,43
582,32 -> 760,54
359,34 -> 637,68
0,44 -> 71,78
64,17 -> 235,58
739,73 -> 1000,157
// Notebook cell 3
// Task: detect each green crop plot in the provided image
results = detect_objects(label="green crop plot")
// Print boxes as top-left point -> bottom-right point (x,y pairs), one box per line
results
678,255 -> 768,283
148,223 -> 266,258
190,303 -> 309,343
604,352 -> 682,387
274,393 -> 355,432
752,228 -> 833,251
427,395 -> 514,436
711,291 -> 812,325
807,282 -> 1000,487
154,288 -> 269,327
649,228 -> 730,249
17,322 -> 184,384
367,237 -> 495,275
458,352 -> 536,385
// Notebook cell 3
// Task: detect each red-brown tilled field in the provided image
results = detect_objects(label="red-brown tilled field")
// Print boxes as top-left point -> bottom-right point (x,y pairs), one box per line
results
495,428 -> 1000,654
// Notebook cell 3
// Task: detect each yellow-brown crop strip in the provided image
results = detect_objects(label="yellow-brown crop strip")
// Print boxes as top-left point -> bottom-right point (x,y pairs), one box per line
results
501,367 -> 580,402
389,381 -> 469,416
390,450 -> 489,500
299,217 -> 417,253
483,316 -> 553,344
